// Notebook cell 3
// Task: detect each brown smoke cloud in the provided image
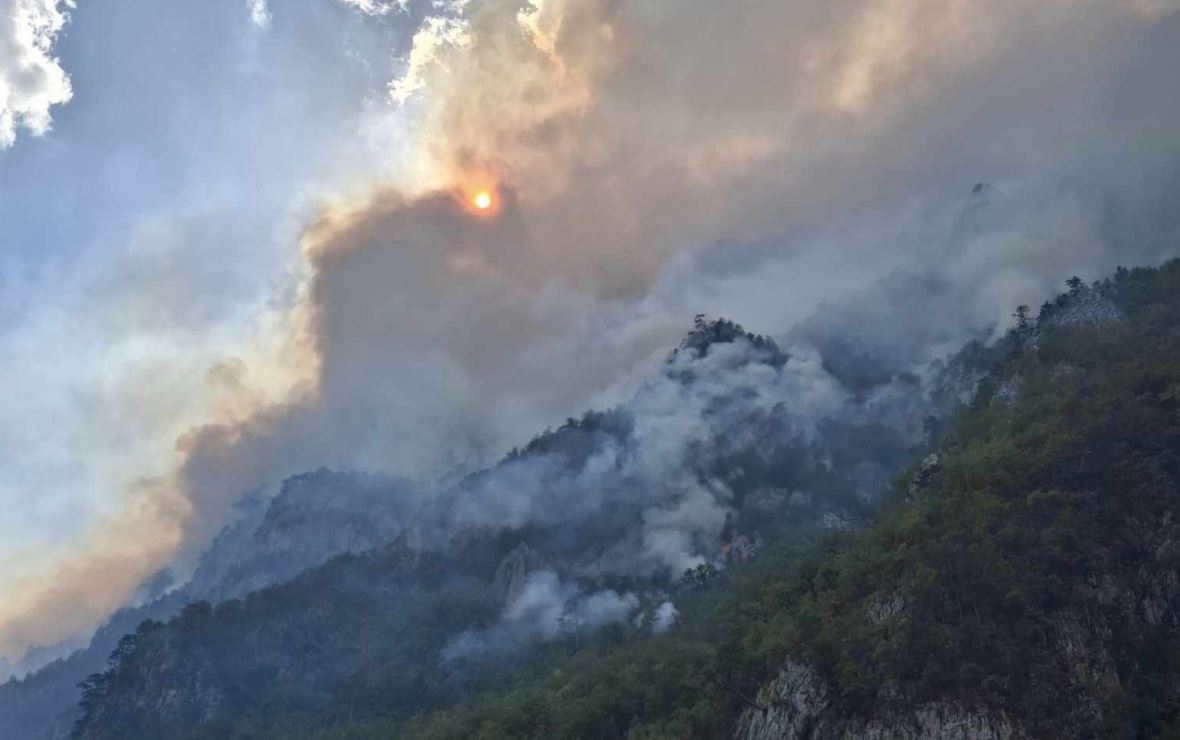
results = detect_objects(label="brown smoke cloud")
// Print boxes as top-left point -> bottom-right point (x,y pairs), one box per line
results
3,0 -> 1178,660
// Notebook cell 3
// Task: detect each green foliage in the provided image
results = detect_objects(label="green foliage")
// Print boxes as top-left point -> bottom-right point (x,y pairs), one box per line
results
77,259 -> 1180,739
255,537 -> 828,740
380,259 -> 1180,739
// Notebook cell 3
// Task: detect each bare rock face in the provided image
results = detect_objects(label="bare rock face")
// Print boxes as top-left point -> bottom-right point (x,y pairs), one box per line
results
906,453 -> 942,500
734,662 -> 1023,740
725,534 -> 765,563
1027,282 -> 1124,351
185,469 -> 415,603
991,375 -> 1024,407
1043,287 -> 1123,330
734,663 -> 828,740
493,543 -> 546,604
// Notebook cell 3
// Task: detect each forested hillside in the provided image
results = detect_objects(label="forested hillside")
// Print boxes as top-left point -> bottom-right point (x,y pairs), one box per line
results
391,261 -> 1180,739
0,470 -> 417,740
6,3 -> 1180,740
71,259 -> 1180,739
68,310 -> 942,739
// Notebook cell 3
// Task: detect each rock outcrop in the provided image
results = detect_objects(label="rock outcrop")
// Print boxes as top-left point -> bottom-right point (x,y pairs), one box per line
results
735,663 -> 1023,740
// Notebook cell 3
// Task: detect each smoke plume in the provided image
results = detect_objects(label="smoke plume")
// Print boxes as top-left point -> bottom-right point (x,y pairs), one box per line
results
3,0 -> 1180,662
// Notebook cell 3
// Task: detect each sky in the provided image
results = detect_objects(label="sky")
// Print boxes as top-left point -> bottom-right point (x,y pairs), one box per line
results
1,0 -> 1179,663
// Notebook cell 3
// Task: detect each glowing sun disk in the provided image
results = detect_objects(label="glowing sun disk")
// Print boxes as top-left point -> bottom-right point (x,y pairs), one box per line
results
473,191 -> 493,210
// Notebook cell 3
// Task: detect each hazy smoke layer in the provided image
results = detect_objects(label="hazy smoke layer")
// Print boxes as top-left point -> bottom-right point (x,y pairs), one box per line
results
3,0 -> 1180,661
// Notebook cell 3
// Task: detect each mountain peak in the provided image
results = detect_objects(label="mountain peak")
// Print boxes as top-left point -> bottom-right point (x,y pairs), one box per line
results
673,315 -> 787,366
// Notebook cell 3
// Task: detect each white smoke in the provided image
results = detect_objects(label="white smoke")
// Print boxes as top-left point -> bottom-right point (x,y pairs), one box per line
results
651,601 -> 678,635
443,570 -> 638,660
3,0 -> 1180,662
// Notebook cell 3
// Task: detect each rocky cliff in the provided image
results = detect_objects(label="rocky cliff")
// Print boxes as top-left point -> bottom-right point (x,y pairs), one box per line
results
736,663 -> 1022,740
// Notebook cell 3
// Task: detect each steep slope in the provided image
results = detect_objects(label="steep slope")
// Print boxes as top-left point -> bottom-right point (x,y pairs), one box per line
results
67,311 -> 972,740
300,259 -> 1179,739
0,470 -> 416,740
732,263 -> 1180,738
181,469 -> 418,603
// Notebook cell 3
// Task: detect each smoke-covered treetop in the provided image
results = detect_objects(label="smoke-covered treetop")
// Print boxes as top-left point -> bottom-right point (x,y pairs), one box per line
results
673,316 -> 787,366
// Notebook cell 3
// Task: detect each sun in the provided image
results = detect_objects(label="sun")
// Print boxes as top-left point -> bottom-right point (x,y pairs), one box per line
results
473,191 -> 493,210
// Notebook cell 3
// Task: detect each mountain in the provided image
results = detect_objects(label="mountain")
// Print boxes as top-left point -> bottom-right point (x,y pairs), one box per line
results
181,469 -> 419,604
65,257 -> 1180,740
354,259 -> 1180,739
65,303 -> 987,739
732,268 -> 1180,739
24,256 -> 1172,740
7,175 -> 1038,739
0,470 -> 416,740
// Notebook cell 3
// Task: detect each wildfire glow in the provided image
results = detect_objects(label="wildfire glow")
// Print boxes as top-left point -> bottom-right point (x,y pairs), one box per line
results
473,191 -> 493,210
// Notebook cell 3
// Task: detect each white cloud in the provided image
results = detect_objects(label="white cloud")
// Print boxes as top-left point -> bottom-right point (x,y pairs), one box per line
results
249,0 -> 412,30
246,0 -> 271,29
0,0 -> 73,148
339,0 -> 408,16
388,12 -> 468,104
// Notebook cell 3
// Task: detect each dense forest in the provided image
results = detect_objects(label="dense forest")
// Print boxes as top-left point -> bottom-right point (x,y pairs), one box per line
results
278,261 -> 1180,738
70,259 -> 1180,738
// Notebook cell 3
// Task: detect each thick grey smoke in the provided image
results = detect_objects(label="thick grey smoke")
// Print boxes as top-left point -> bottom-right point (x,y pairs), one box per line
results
430,331 -> 874,578
5,0 -> 1180,661
159,0 -> 1180,629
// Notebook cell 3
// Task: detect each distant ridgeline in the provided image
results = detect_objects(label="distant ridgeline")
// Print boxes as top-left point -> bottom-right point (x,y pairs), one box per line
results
10,258 -> 1179,739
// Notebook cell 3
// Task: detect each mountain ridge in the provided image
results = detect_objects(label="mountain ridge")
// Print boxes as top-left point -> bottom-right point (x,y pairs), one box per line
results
6,257 -> 1160,740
